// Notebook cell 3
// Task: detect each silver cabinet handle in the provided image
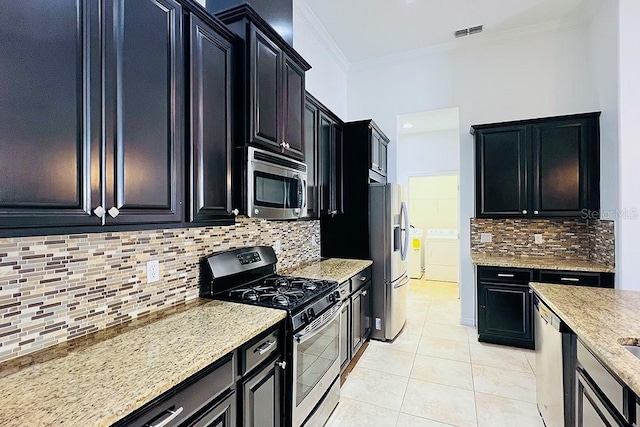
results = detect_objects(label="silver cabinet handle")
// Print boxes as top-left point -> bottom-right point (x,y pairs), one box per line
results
149,407 -> 183,427
93,206 -> 105,218
362,290 -> 367,296
254,340 -> 276,355
359,276 -> 367,282
560,277 -> 580,282
534,210 -> 539,215
232,208 -> 239,216
275,360 -> 287,370
497,273 -> 515,278
286,142 -> 290,149
522,210 -> 527,214
108,207 -> 120,218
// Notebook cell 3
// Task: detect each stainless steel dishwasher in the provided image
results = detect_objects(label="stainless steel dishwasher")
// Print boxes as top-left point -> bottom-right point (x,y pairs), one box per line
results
534,295 -> 576,427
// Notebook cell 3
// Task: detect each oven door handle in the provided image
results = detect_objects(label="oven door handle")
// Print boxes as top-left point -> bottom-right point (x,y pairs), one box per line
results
294,303 -> 342,344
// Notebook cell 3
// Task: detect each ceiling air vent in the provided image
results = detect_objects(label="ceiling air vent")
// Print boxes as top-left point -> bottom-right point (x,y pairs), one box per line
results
454,25 -> 483,38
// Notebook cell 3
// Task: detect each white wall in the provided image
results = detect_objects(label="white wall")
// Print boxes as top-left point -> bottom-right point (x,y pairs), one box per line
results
618,0 -> 640,291
293,0 -> 349,118
397,129 -> 459,188
348,26 -> 599,325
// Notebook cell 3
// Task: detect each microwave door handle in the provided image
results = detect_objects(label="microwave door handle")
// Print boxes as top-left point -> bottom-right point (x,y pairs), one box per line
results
301,177 -> 306,209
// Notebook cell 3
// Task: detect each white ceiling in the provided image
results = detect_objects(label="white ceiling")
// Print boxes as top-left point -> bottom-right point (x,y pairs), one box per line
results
303,0 -> 596,63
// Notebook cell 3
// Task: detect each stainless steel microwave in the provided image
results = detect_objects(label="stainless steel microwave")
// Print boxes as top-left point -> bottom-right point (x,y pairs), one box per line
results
247,147 -> 307,220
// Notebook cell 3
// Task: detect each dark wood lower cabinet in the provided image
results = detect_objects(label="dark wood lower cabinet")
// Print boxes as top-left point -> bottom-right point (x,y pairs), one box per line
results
478,281 -> 533,349
351,288 -> 363,356
241,359 -> 281,427
189,393 -> 236,427
361,282 -> 372,342
339,298 -> 350,371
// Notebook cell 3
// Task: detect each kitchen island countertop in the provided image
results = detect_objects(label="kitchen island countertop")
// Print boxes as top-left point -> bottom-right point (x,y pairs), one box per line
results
282,258 -> 373,284
472,253 -> 614,273
0,299 -> 286,427
531,283 -> 640,396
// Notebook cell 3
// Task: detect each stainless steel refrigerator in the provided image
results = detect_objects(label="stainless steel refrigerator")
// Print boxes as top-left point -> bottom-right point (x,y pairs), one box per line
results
369,183 -> 410,341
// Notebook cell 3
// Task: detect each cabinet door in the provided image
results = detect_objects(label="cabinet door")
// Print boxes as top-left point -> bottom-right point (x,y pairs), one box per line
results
304,101 -> 319,218
242,360 -> 281,427
249,27 -> 281,151
0,0 -> 102,228
370,130 -> 380,171
531,118 -> 597,217
282,55 -> 305,160
379,139 -> 388,177
103,0 -> 183,224
188,393 -> 236,427
361,282 -> 372,341
188,14 -> 233,223
351,291 -> 363,355
475,126 -> 528,217
478,282 -> 533,346
333,123 -> 344,215
318,113 -> 334,214
339,300 -> 351,371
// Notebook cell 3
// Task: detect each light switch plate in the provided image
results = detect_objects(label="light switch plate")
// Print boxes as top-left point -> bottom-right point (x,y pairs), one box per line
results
480,233 -> 492,243
147,260 -> 160,283
274,240 -> 282,254
535,234 -> 544,244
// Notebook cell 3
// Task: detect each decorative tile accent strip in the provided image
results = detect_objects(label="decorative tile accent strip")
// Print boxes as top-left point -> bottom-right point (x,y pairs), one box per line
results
589,220 -> 615,267
0,218 -> 320,363
470,218 -> 615,268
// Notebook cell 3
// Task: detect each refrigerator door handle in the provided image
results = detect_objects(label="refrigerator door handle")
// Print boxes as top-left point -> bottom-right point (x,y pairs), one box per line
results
400,201 -> 409,260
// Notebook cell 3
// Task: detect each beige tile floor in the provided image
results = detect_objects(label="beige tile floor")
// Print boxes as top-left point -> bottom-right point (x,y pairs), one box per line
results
326,279 -> 543,427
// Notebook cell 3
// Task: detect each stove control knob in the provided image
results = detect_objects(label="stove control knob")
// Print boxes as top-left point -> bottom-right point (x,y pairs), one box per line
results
328,294 -> 335,303
307,308 -> 315,319
333,291 -> 341,301
300,312 -> 308,324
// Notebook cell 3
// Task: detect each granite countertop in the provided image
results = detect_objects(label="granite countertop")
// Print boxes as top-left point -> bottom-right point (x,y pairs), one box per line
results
0,300 -> 286,427
471,253 -> 614,273
282,258 -> 373,284
531,283 -> 640,396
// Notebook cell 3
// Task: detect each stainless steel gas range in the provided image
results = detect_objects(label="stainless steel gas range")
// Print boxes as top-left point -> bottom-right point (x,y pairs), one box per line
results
201,246 -> 341,427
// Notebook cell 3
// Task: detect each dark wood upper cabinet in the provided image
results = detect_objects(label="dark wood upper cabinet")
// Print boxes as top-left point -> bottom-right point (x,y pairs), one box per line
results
531,117 -> 599,217
215,6 -> 310,161
250,28 -> 280,149
103,0 -> 183,224
304,102 -> 319,218
0,0 -> 102,228
304,93 -> 343,218
282,54 -> 305,159
475,125 -> 529,217
188,13 -> 234,223
472,112 -> 600,219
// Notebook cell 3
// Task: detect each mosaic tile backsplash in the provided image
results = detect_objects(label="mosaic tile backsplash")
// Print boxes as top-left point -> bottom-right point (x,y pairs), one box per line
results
470,218 -> 615,267
0,218 -> 320,363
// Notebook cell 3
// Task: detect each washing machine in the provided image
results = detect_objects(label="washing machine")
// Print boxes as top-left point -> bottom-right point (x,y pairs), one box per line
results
409,227 -> 424,279
424,228 -> 459,283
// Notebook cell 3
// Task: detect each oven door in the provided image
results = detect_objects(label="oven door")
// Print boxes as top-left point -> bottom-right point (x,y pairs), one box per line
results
292,303 -> 341,427
247,148 -> 307,219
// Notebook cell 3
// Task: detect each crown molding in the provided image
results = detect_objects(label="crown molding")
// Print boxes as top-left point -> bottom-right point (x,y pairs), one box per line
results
293,0 -> 350,73
350,16 -> 591,72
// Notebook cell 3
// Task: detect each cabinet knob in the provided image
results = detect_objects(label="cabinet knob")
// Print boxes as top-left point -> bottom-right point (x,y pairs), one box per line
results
522,210 -> 527,214
275,360 -> 287,370
231,208 -> 239,216
93,206 -> 105,218
362,290 -> 367,296
108,207 -> 120,218
534,210 -> 539,215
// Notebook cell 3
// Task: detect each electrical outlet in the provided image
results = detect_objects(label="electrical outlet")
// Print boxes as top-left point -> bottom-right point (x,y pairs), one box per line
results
311,235 -> 318,247
147,260 -> 160,283
274,240 -> 282,254
535,234 -> 544,244
480,233 -> 492,243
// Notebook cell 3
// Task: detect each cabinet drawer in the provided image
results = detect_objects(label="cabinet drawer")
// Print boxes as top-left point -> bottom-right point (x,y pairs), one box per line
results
338,280 -> 351,301
478,267 -> 533,284
118,353 -> 234,427
539,271 -> 601,287
577,340 -> 625,416
351,267 -> 372,292
241,326 -> 280,376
